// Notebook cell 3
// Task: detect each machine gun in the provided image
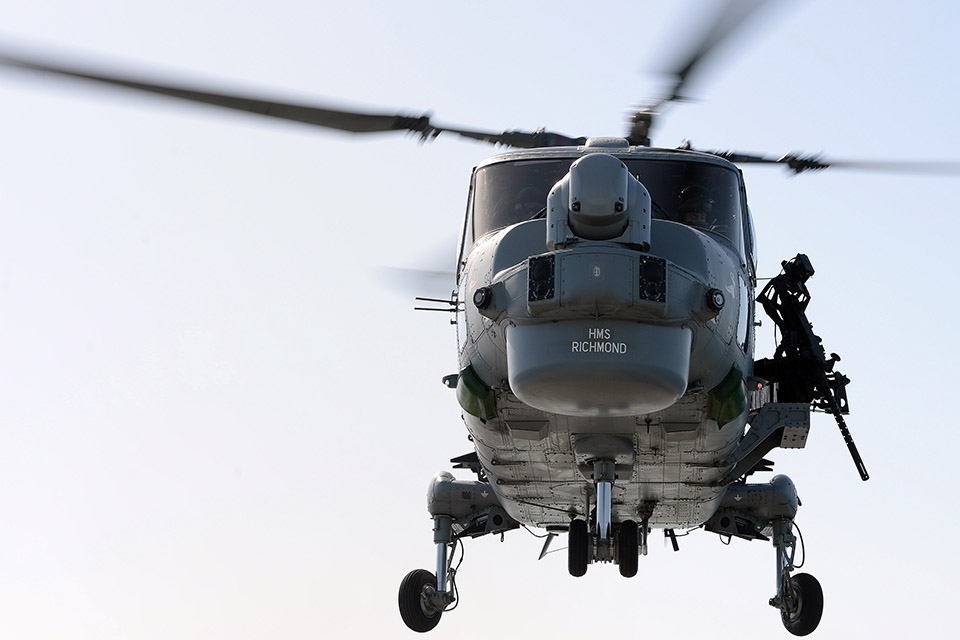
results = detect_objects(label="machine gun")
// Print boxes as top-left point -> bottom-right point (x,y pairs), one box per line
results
754,254 -> 869,481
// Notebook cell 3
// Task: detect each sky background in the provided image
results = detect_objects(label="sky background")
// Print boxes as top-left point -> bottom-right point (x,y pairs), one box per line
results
1,0 -> 958,637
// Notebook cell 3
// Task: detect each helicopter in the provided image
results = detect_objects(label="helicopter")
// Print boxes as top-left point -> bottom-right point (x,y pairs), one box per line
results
2,1 -> 959,637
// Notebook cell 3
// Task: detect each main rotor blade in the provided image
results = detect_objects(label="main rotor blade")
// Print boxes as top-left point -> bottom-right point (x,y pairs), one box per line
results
629,0 -> 774,145
0,46 -> 584,149
654,0 -> 771,108
0,48 -> 435,133
698,148 -> 960,176
374,266 -> 456,297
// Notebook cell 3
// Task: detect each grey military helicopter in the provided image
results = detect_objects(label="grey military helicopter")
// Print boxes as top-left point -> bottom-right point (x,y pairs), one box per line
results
2,2 -> 958,636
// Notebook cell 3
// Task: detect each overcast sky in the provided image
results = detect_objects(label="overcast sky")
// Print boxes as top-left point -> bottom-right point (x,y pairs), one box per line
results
1,1 -> 958,637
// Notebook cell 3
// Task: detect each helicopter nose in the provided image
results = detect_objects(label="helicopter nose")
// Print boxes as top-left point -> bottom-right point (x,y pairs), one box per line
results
506,320 -> 691,417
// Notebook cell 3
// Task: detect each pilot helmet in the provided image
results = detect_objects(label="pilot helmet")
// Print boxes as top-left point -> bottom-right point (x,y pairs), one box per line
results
677,184 -> 715,226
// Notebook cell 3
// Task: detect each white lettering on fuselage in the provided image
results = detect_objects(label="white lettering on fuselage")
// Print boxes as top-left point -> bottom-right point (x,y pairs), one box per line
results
571,327 -> 627,354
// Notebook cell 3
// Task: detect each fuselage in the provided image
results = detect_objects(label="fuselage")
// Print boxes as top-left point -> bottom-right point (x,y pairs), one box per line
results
453,140 -> 757,530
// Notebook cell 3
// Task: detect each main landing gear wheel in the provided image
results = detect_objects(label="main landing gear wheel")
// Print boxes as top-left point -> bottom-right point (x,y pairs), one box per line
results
781,573 -> 823,636
398,569 -> 443,633
617,520 -> 638,578
568,519 -> 589,577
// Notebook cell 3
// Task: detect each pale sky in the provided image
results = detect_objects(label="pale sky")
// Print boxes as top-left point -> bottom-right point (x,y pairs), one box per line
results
1,1 -> 959,638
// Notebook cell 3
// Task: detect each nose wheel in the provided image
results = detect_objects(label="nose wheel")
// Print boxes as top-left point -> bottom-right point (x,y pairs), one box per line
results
567,460 -> 644,578
567,519 -> 589,577
616,519 -> 639,578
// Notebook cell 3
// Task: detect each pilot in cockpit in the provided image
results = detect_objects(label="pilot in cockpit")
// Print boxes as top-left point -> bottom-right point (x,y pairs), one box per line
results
676,184 -> 716,230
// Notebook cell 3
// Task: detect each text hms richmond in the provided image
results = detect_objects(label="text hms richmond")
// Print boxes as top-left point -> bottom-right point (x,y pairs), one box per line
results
571,327 -> 628,354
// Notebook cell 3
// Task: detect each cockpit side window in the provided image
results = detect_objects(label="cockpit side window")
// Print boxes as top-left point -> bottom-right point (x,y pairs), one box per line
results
745,205 -> 758,276
456,170 -> 477,280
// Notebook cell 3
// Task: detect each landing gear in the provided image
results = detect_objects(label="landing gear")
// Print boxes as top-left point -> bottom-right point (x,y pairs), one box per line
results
567,517 -> 642,578
770,519 -> 823,636
706,475 -> 825,634
398,516 -> 458,633
568,519 -> 590,577
567,460 -> 644,578
592,458 -> 619,566
780,573 -> 824,636
399,471 -> 519,632
617,520 -> 638,578
398,569 -> 443,633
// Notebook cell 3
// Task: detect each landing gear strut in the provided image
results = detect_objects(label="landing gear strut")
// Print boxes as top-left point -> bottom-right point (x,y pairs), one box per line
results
399,471 -> 519,633
706,475 -> 825,635
398,515 -> 458,633
770,519 -> 823,636
567,459 -> 643,578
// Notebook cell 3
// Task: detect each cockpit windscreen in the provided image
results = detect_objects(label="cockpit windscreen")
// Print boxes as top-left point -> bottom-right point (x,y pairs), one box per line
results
473,157 -> 743,249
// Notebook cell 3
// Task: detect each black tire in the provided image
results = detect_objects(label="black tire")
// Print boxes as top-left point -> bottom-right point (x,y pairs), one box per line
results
398,569 -> 442,633
617,520 -> 639,578
568,519 -> 589,577
781,573 -> 823,636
